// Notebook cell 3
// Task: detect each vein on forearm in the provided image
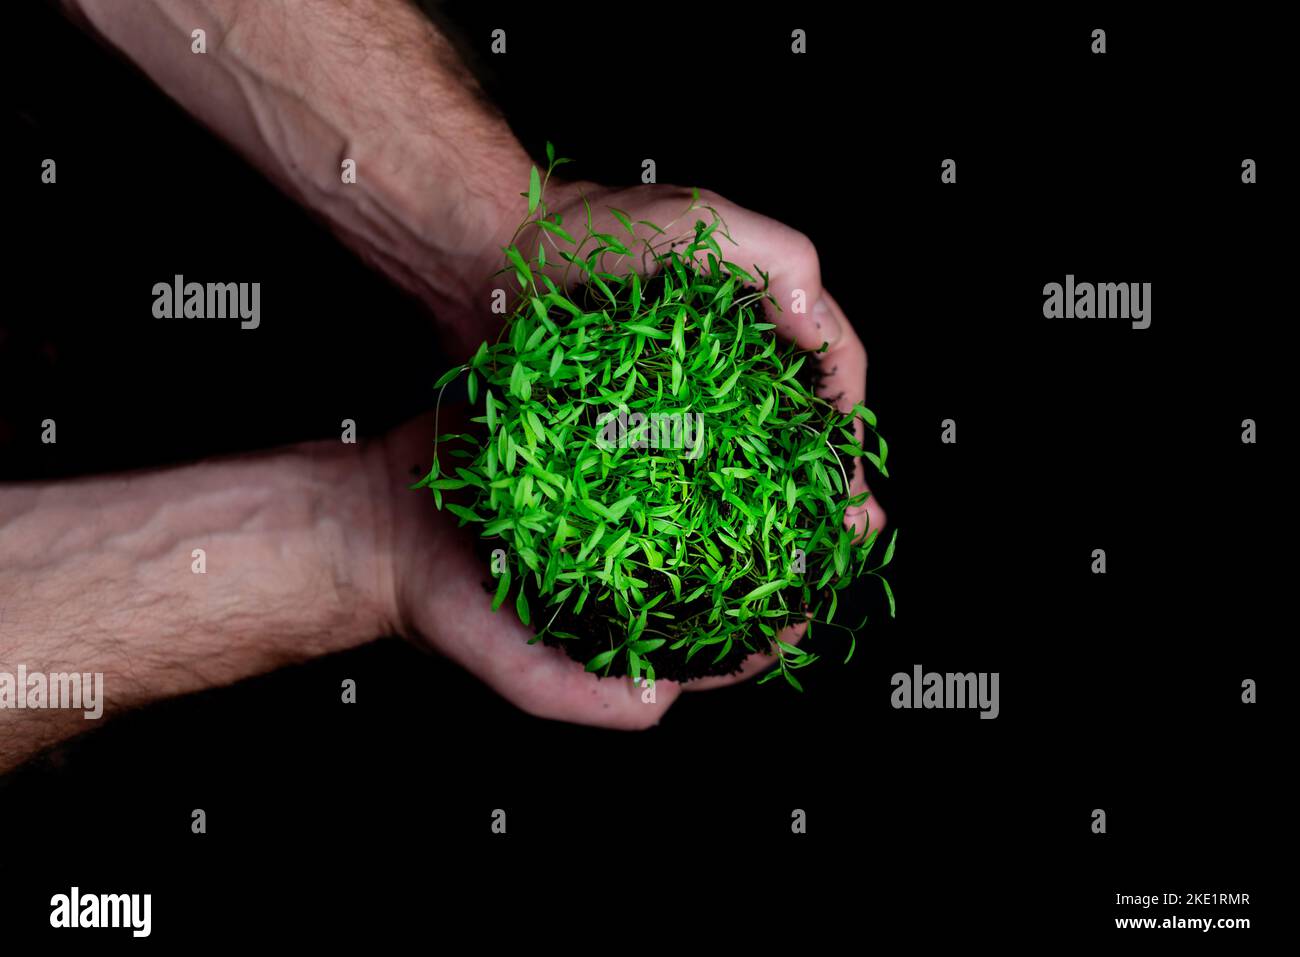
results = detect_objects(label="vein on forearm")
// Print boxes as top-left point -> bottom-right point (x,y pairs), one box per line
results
66,0 -> 528,319
0,441 -> 385,770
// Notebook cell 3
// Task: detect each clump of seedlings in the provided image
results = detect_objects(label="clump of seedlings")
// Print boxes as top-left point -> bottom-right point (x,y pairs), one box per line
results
413,144 -> 895,688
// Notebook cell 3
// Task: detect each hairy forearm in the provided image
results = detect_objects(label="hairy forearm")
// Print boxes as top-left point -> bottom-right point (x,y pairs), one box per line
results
62,0 -> 529,341
0,438 -> 394,772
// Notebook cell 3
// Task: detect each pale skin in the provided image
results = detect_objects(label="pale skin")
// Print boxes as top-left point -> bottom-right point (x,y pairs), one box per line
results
1,0 -> 884,771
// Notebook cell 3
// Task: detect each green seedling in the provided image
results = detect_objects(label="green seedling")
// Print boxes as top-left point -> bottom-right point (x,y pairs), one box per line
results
413,143 -> 895,689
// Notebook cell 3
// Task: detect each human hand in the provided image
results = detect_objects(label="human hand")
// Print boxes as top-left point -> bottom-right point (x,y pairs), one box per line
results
373,179 -> 887,724
337,165 -> 898,724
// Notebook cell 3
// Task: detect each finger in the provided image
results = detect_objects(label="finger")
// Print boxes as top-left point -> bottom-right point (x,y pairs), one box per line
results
424,550 -> 682,730
736,228 -> 882,533
482,624 -> 683,730
744,228 -> 842,353
817,290 -> 886,542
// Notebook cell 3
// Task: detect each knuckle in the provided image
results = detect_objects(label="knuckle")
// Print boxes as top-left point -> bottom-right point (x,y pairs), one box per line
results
789,230 -> 819,264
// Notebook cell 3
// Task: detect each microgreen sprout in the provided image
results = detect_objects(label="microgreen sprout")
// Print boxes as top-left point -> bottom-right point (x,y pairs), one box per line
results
413,144 -> 895,689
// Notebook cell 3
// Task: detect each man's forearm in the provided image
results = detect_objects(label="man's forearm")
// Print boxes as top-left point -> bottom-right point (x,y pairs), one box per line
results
0,438 -> 394,772
63,0 -> 529,342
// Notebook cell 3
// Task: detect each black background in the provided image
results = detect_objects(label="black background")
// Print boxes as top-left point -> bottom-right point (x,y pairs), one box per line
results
2,2 -> 1283,945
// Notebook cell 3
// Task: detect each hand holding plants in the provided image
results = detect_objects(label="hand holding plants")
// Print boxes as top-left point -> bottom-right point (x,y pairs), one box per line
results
401,149 -> 894,709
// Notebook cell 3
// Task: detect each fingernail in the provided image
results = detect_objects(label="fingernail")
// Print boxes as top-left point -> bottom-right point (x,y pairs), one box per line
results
814,296 -> 842,346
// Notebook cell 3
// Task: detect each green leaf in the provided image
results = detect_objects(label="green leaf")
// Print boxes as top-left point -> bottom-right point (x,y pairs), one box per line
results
434,365 -> 464,389
854,403 -> 878,428
878,575 -> 895,617
526,410 -> 547,447
776,639 -> 807,660
604,527 -> 632,559
606,495 -> 638,522
741,579 -> 788,603
537,218 -> 576,244
424,479 -> 468,491
578,523 -> 606,562
505,245 -> 534,283
833,526 -> 849,576
510,361 -> 531,401
712,367 -> 741,398
492,571 -> 511,611
585,649 -> 619,673
527,165 -> 541,213
626,324 -> 670,339
711,635 -> 733,665
446,503 -> 484,523
515,585 -> 531,626
880,528 -> 898,568
777,355 -> 806,383
609,207 -> 635,236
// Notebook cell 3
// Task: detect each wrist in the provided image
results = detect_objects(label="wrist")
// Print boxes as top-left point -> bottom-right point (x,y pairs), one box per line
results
435,174 -> 610,353
301,435 -> 402,647
396,134 -> 534,336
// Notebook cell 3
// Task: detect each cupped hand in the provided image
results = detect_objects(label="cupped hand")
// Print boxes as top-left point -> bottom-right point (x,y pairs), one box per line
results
384,180 -> 885,726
